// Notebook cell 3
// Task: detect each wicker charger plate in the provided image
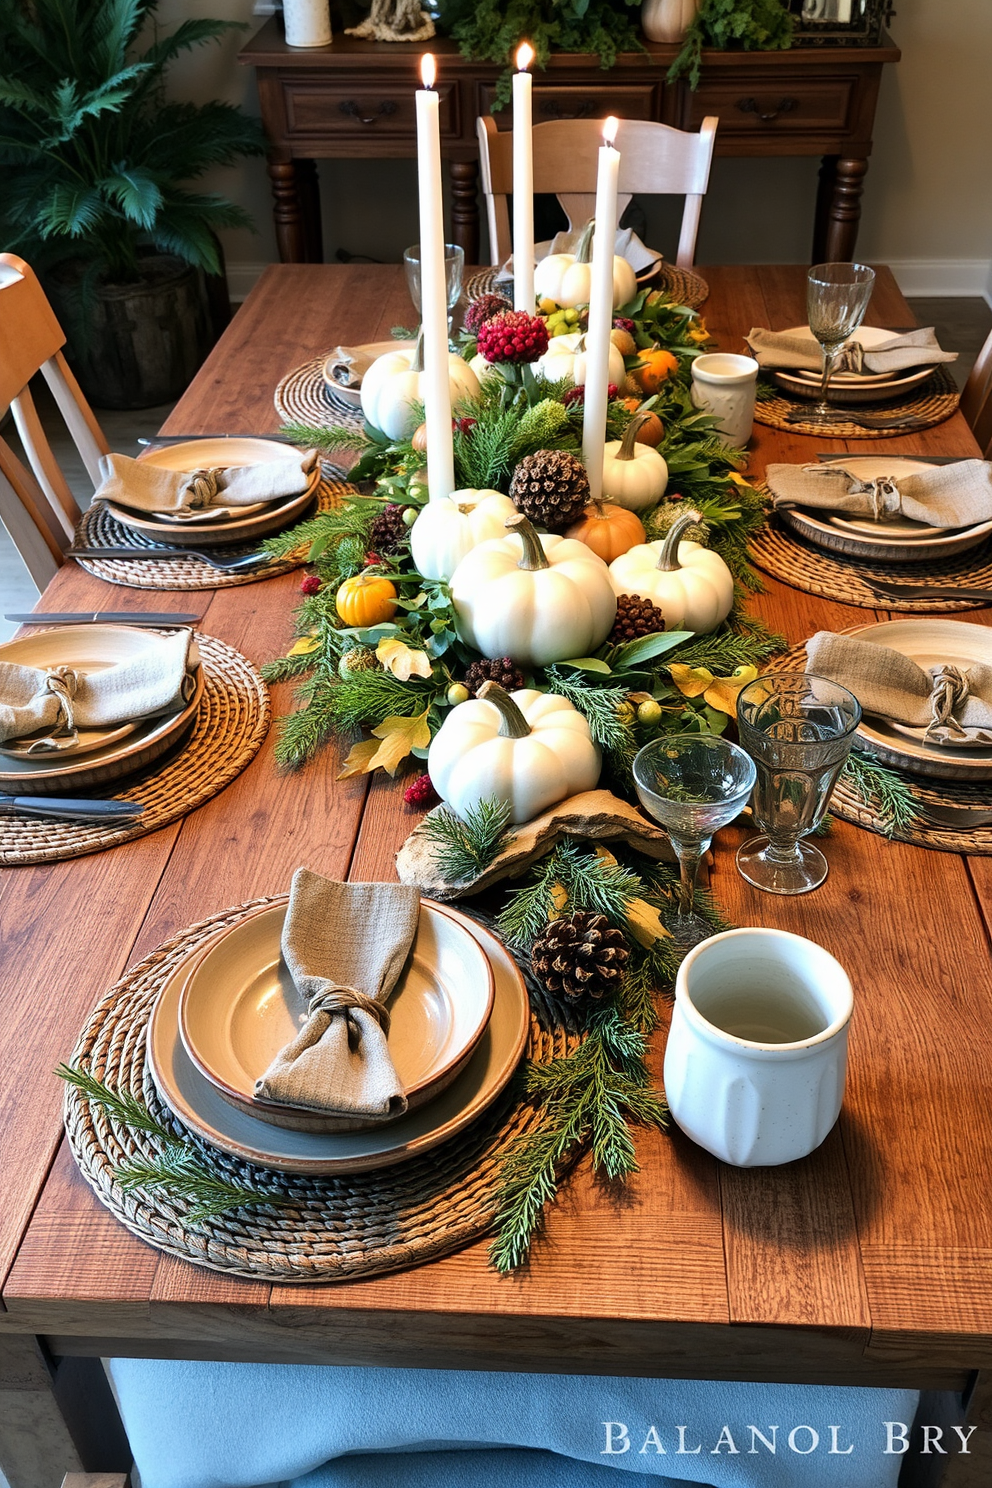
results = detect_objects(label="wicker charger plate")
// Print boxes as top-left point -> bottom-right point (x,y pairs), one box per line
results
753,364 -> 960,439
0,635 -> 269,866
64,899 -> 576,1282
275,357 -> 366,435
769,640 -> 992,855
749,516 -> 992,613
465,263 -> 710,312
72,478 -> 342,591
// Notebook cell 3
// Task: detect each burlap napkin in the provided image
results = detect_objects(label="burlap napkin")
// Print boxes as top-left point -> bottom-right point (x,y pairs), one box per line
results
325,345 -> 376,390
254,869 -> 421,1120
807,631 -> 992,746
746,326 -> 957,375
94,451 -> 318,522
0,629 -> 195,751
766,460 -> 992,530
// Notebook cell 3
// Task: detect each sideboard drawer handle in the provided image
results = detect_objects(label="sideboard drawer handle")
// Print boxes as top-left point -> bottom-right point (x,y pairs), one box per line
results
338,100 -> 398,126
540,99 -> 596,120
736,96 -> 799,123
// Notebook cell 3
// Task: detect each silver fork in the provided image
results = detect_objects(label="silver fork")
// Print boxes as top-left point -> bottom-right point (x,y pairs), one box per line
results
785,408 -> 932,431
913,803 -> 992,830
69,546 -> 274,572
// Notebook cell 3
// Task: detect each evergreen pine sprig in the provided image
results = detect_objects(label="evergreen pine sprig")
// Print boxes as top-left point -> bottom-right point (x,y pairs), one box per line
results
840,748 -> 917,835
419,798 -> 514,881
544,670 -> 639,777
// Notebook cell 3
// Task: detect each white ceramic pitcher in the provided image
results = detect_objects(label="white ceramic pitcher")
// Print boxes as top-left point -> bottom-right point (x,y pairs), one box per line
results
664,927 -> 853,1167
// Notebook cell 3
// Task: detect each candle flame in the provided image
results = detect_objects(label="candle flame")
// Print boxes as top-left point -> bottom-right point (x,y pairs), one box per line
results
421,54 -> 436,89
602,115 -> 619,147
516,41 -> 534,70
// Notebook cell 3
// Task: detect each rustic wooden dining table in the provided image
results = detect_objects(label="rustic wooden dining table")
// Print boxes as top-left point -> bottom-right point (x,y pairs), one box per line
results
1,264 -> 990,1488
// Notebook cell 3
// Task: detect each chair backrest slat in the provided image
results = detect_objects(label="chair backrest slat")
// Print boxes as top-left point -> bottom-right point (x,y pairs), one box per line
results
0,436 -> 65,589
961,326 -> 992,459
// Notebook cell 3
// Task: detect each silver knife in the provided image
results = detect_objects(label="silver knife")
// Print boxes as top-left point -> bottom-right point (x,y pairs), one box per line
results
863,580 -> 992,602
137,433 -> 294,445
815,453 -> 972,465
5,612 -> 199,625
0,796 -> 145,822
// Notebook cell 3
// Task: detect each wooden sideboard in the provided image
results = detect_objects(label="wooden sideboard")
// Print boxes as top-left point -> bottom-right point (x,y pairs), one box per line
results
239,21 -> 900,267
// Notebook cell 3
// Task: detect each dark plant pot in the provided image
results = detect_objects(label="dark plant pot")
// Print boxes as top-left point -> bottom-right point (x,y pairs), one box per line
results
49,255 -> 213,410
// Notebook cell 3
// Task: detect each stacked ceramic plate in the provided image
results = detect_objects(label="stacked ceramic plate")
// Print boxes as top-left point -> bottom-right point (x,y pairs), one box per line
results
780,457 -> 992,565
108,438 -> 321,549
320,341 -> 402,413
147,898 -> 531,1174
848,618 -> 992,782
769,326 -> 937,406
0,625 -> 203,795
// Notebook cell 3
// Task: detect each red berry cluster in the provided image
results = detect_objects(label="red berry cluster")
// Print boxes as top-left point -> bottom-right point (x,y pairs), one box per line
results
613,317 -> 636,334
463,293 -> 512,335
404,773 -> 438,808
562,383 -> 620,407
299,574 -> 321,596
476,311 -> 549,366
455,416 -> 477,435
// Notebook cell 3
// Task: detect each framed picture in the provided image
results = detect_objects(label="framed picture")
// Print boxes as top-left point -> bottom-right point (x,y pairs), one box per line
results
788,0 -> 895,46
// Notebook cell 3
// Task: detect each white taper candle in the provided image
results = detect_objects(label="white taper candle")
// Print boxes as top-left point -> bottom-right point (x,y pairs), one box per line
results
416,55 -> 455,501
512,43 -> 535,312
581,116 -> 620,504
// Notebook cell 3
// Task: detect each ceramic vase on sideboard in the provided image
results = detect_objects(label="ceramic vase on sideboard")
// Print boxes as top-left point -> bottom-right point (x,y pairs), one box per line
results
641,0 -> 700,43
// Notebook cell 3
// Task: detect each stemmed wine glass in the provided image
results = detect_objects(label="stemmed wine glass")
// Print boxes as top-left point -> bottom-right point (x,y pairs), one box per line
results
633,734 -> 757,949
403,243 -> 465,336
806,262 -> 876,418
736,673 -> 862,896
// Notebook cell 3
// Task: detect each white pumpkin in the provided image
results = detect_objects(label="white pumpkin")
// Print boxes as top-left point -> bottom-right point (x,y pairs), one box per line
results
410,490 -> 517,581
538,331 -> 625,389
609,510 -> 735,633
428,682 -> 601,825
361,338 -> 480,441
469,352 -> 498,382
450,514 -> 617,668
601,412 -> 669,512
640,0 -> 699,43
533,221 -> 638,310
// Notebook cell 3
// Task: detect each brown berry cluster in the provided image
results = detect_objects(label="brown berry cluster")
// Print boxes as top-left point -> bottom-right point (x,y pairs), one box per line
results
463,657 -> 525,697
608,594 -> 668,644
463,293 -> 512,335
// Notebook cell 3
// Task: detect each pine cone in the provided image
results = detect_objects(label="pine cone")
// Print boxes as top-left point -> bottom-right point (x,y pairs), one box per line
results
463,657 -> 525,697
369,503 -> 408,554
476,310 -> 549,366
608,594 -> 668,644
510,449 -> 591,531
463,293 -> 512,335
531,910 -> 629,1008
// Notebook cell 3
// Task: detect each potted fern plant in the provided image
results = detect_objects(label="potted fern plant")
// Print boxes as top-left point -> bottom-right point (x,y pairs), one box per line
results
0,0 -> 266,408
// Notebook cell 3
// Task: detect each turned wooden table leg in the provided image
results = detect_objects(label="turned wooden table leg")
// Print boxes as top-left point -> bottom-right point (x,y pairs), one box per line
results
812,154 -> 839,263
268,157 -> 308,264
296,158 -> 324,264
0,1336 -> 129,1488
450,160 -> 480,266
823,156 -> 869,262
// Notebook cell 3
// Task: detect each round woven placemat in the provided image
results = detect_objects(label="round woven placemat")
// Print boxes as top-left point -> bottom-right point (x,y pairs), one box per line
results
275,357 -> 366,435
465,263 -> 710,312
753,364 -> 959,439
749,517 -> 992,613
73,478 -> 343,591
769,641 -> 992,855
0,636 -> 269,866
64,899 -> 576,1282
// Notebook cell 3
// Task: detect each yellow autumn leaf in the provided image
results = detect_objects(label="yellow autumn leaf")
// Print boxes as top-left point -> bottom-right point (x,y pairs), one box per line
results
336,738 -> 380,779
669,664 -> 713,699
625,897 -> 672,948
703,664 -> 759,717
376,637 -> 433,682
548,881 -> 569,919
288,635 -> 321,656
593,844 -> 619,867
367,709 -> 432,776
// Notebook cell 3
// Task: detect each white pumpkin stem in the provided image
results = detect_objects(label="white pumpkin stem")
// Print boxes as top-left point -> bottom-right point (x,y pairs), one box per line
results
505,513 -> 550,571
477,681 -> 532,738
618,414 -> 650,461
656,509 -> 705,572
410,328 -> 425,374
574,219 -> 596,265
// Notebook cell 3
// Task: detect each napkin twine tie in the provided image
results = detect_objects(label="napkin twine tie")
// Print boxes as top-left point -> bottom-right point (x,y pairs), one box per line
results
22,666 -> 81,753
926,665 -> 974,744
184,469 -> 222,509
307,984 -> 392,1040
802,463 -> 901,519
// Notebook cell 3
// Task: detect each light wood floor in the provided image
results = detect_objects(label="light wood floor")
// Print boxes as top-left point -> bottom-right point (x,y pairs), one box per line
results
1,295 -> 989,643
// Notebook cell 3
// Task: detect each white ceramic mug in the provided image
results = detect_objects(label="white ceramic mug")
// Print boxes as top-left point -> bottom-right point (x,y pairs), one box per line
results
690,353 -> 759,448
664,927 -> 853,1167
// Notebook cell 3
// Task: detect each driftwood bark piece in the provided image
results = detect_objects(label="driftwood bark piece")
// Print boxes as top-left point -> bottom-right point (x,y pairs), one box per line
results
395,789 -> 675,900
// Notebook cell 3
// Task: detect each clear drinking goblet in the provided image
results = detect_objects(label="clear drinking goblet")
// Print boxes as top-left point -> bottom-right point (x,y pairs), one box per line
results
633,733 -> 757,949
403,243 -> 465,333
806,262 -> 876,417
736,673 -> 862,896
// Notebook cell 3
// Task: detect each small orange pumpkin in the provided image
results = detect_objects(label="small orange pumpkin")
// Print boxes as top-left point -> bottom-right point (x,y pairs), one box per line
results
565,501 -> 646,563
634,348 -> 679,395
411,423 -> 428,452
335,572 -> 398,627
633,410 -> 664,447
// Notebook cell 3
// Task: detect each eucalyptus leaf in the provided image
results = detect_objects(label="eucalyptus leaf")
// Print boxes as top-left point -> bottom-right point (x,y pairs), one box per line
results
557,657 -> 614,675
613,631 -> 694,668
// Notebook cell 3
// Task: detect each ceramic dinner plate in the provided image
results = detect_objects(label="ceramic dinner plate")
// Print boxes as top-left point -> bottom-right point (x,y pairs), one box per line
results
0,625 -> 203,793
848,618 -> 992,781
147,907 -> 531,1174
780,458 -> 992,564
178,899 -> 496,1133
108,438 -> 319,548
321,342 -> 407,407
769,326 -> 936,405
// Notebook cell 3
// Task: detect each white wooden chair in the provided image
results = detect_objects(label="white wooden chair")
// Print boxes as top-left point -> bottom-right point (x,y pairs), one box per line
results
961,324 -> 992,458
477,115 -> 719,270
0,252 -> 111,584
